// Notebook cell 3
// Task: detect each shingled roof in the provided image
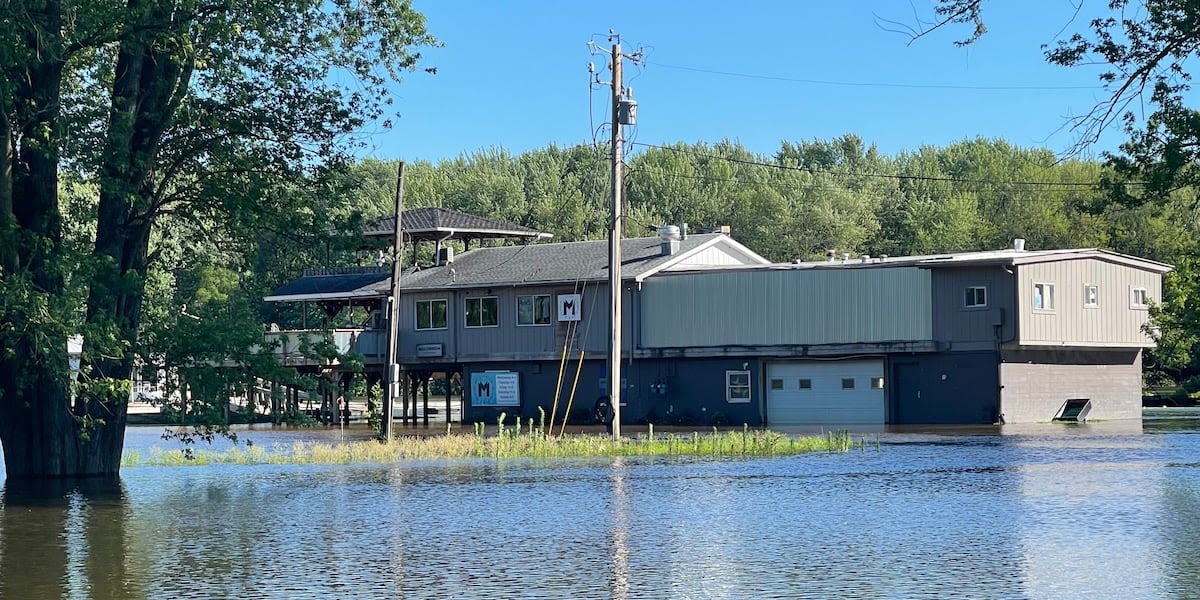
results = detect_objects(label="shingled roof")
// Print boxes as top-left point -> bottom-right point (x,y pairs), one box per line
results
363,207 -> 551,242
365,233 -> 768,293
264,267 -> 392,302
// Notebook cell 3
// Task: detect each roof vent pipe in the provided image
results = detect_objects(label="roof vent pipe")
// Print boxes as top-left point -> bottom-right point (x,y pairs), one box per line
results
841,252 -> 850,263
860,254 -> 870,263
680,223 -> 688,241
1014,238 -> 1026,251
659,225 -> 681,255
826,249 -> 836,262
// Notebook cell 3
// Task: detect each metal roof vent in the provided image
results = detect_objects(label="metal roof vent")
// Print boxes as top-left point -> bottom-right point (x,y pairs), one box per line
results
860,254 -> 870,263
826,249 -> 836,262
1014,238 -> 1026,251
659,225 -> 681,256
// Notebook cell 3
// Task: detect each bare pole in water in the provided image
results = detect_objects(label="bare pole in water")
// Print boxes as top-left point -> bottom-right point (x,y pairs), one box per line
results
607,38 -> 624,439
597,33 -> 640,439
384,161 -> 405,440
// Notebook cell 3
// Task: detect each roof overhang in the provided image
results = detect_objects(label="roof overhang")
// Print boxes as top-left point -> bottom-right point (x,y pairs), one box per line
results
263,290 -> 385,303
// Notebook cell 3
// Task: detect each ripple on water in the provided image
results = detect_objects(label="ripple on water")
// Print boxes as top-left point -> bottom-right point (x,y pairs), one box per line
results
2,424 -> 1200,598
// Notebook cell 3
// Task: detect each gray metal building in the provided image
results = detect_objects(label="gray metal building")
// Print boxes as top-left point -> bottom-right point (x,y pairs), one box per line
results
267,227 -> 1170,427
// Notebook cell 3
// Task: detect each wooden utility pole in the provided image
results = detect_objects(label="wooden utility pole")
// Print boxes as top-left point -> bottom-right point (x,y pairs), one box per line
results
607,41 -> 624,439
384,161 -> 405,440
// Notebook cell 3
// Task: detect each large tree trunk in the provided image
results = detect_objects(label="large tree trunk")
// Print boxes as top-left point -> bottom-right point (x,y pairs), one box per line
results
76,3 -> 193,476
0,0 -> 118,479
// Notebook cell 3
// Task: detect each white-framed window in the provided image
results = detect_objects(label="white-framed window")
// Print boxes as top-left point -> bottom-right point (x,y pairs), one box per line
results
516,294 -> 552,326
726,370 -> 751,403
1084,285 -> 1099,308
964,286 -> 987,308
415,299 -> 448,330
1033,282 -> 1056,311
465,296 -> 499,328
1131,287 -> 1149,309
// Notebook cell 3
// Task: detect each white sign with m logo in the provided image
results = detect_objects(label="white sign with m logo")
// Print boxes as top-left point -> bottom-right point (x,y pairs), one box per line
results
557,294 -> 582,322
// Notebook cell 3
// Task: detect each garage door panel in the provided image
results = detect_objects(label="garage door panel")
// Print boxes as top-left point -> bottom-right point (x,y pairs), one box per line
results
767,360 -> 884,426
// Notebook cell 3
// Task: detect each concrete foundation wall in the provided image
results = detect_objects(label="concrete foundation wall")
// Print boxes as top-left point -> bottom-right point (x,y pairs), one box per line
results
999,349 -> 1142,423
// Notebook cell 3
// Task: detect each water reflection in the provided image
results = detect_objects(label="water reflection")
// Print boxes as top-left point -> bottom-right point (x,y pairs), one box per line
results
607,457 -> 629,600
4,419 -> 1200,598
0,478 -> 141,600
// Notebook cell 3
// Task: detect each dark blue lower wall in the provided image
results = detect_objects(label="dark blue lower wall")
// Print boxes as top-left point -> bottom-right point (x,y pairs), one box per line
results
462,357 -> 765,426
460,352 -> 1001,426
889,352 -> 999,424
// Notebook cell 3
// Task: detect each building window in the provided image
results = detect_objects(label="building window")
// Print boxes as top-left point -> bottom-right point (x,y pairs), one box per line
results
465,296 -> 499,328
1085,285 -> 1099,308
798,378 -> 812,390
415,299 -> 448,330
1131,287 -> 1149,309
1033,282 -> 1055,311
964,286 -> 987,308
870,377 -> 885,390
517,294 -> 552,326
726,371 -> 751,403
770,378 -> 784,390
841,378 -> 855,390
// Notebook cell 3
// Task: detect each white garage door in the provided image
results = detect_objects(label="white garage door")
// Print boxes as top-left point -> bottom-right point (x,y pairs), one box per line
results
766,360 -> 885,426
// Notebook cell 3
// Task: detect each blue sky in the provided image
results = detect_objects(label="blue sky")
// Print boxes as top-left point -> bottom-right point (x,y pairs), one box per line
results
366,1 -> 1128,163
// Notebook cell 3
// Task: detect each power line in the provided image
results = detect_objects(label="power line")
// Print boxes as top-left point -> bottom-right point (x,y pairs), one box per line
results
627,166 -> 1119,203
629,142 -> 1146,189
646,60 -> 1101,91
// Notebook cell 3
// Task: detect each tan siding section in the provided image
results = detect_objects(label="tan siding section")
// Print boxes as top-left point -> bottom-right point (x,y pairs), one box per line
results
1016,259 -> 1161,346
641,268 -> 932,348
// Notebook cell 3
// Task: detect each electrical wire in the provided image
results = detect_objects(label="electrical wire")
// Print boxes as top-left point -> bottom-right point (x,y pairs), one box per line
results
645,60 -> 1102,91
629,141 -> 1146,189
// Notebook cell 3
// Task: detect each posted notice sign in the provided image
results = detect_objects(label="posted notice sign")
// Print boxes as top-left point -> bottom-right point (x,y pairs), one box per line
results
471,371 -> 520,407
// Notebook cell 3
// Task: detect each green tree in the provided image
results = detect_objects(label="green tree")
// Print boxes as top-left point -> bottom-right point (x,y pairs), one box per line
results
0,0 -> 434,479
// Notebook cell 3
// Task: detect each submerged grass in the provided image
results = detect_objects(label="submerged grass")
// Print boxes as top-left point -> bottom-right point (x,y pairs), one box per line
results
122,423 -> 860,468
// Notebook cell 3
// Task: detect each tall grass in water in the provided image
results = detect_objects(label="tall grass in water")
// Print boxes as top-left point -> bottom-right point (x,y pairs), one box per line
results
122,423 -> 858,467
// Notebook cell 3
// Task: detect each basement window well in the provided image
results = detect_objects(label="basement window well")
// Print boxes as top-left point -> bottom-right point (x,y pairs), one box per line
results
1053,398 -> 1092,422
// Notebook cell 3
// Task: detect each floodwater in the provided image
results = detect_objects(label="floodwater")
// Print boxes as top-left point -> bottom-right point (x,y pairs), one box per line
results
2,410 -> 1200,599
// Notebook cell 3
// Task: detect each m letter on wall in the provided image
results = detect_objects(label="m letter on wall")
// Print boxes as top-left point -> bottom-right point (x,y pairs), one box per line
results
558,294 -> 582,322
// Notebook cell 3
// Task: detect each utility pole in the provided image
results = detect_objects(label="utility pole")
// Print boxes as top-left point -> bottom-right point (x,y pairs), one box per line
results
384,161 -> 405,440
595,33 -> 639,440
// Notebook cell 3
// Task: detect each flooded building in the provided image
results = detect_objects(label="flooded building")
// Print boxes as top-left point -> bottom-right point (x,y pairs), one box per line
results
266,211 -> 1170,427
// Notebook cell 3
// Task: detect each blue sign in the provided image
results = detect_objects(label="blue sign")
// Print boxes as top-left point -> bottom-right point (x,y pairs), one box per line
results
471,371 -> 520,407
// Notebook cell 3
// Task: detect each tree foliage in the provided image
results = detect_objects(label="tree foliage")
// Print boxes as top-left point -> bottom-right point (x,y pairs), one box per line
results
0,0 -> 435,478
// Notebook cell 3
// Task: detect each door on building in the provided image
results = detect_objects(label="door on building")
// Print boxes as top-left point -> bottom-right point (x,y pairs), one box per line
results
765,359 -> 886,426
889,362 -> 920,424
